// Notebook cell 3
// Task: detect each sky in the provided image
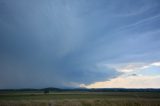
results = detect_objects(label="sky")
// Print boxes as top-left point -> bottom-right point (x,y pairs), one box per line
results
0,0 -> 160,89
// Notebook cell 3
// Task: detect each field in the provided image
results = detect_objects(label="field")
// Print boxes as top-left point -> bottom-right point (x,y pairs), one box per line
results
0,91 -> 160,106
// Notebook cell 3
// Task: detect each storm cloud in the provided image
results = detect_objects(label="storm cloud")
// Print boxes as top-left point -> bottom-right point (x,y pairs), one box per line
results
1,0 -> 160,88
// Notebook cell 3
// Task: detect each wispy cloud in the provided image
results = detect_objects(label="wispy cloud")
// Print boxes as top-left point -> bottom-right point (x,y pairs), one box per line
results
105,61 -> 160,73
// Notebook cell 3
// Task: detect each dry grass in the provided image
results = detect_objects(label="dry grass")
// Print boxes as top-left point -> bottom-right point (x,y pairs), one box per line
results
0,99 -> 160,106
0,92 -> 160,106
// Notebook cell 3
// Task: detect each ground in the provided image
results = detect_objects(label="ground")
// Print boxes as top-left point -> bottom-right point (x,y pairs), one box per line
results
0,91 -> 160,106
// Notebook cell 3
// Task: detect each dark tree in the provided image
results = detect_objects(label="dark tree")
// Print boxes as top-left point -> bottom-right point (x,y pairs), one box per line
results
44,89 -> 50,94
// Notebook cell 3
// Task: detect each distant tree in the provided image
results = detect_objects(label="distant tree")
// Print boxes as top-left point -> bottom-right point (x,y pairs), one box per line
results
44,89 -> 50,94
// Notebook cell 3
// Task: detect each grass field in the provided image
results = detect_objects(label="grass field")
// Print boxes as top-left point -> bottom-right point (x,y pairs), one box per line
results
0,92 -> 160,106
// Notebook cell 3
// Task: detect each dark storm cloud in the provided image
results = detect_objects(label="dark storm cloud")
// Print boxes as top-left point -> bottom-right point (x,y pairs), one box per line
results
0,0 -> 160,88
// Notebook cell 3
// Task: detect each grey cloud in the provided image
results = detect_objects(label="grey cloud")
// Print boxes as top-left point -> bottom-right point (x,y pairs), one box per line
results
0,0 -> 160,88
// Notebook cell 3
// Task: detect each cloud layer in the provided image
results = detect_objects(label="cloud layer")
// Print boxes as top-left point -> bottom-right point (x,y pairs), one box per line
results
1,0 -> 160,88
86,61 -> 160,88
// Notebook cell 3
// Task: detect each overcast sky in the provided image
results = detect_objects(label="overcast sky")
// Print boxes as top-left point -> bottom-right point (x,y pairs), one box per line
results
1,0 -> 160,89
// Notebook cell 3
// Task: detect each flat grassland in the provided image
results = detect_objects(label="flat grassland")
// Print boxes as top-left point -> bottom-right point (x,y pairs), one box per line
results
0,92 -> 160,106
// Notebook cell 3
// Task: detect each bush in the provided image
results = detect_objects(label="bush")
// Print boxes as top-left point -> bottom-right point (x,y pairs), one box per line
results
44,89 -> 50,94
